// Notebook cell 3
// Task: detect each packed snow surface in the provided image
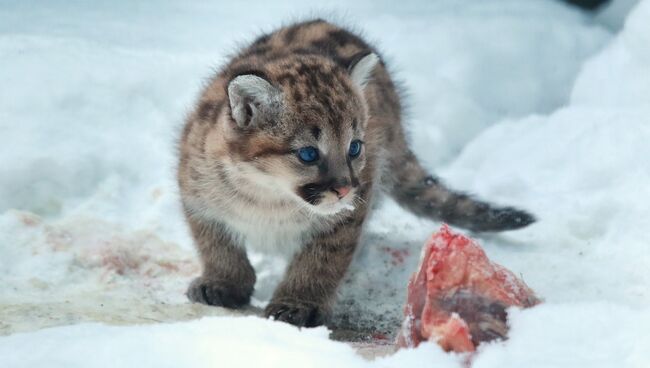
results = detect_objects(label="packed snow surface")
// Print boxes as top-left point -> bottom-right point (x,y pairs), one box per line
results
1,0 -> 649,367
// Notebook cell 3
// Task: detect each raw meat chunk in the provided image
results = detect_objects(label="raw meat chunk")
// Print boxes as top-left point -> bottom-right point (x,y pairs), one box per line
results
397,225 -> 540,352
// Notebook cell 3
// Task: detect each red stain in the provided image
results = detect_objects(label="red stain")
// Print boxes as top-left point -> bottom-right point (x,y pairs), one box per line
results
382,246 -> 410,266
397,224 -> 541,353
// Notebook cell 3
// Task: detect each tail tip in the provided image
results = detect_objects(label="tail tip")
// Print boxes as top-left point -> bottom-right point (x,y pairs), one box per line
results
494,207 -> 536,230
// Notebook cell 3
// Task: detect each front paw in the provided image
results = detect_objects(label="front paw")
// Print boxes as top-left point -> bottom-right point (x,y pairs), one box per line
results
264,300 -> 327,327
186,277 -> 251,309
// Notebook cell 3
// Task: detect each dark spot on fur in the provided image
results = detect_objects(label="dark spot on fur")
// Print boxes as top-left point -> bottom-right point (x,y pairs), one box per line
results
297,183 -> 324,205
197,102 -> 214,121
307,104 -> 326,117
385,127 -> 395,143
311,126 -> 321,140
278,73 -> 297,85
317,160 -> 328,176
283,26 -> 299,44
329,30 -> 369,49
345,157 -> 359,188
319,71 -> 334,86
252,34 -> 270,46
310,39 -> 340,61
292,89 -> 304,103
296,63 -> 327,94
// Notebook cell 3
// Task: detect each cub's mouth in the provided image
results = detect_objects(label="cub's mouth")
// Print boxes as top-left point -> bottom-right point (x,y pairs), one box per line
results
296,180 -> 356,212
297,182 -> 326,206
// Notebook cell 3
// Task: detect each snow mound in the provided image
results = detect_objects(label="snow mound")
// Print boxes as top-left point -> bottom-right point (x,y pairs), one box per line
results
473,303 -> 650,368
0,316 -> 465,368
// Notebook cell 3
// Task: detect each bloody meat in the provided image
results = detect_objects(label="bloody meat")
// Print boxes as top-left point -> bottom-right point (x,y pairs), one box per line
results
397,225 -> 540,352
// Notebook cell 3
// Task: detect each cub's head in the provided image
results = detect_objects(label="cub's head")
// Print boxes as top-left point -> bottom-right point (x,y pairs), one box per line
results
222,53 -> 379,215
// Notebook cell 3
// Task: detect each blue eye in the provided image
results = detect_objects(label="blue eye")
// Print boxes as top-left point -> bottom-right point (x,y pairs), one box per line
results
297,146 -> 319,163
348,140 -> 362,158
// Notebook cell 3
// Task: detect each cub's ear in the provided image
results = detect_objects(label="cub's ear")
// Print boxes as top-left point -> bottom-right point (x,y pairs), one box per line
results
349,53 -> 379,90
227,74 -> 283,129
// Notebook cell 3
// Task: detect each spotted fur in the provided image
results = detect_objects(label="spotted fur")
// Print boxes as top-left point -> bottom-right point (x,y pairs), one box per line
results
178,19 -> 535,327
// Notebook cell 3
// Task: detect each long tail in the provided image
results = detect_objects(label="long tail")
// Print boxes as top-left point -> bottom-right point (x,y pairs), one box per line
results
385,150 -> 535,232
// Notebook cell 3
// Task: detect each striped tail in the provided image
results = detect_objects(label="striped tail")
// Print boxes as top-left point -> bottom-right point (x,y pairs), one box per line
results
386,151 -> 535,232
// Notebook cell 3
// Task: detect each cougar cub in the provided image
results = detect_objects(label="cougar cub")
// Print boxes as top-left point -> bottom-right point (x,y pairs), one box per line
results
178,19 -> 534,327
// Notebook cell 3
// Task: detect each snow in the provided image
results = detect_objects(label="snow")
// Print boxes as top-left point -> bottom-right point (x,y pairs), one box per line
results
0,317 -> 375,368
1,0 -> 649,367
473,303 -> 650,368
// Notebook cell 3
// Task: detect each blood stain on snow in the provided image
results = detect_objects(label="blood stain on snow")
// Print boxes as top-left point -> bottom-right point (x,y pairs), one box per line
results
381,246 -> 411,266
